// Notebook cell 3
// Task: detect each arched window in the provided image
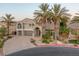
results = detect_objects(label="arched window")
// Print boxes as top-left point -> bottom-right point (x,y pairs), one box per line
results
17,23 -> 22,29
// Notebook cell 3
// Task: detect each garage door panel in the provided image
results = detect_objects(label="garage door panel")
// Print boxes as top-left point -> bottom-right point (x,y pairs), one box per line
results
24,31 -> 33,36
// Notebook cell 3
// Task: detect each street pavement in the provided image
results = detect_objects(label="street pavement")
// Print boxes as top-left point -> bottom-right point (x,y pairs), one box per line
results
7,46 -> 79,56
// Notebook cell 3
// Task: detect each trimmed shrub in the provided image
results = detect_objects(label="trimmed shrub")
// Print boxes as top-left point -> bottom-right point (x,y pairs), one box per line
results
59,26 -> 69,34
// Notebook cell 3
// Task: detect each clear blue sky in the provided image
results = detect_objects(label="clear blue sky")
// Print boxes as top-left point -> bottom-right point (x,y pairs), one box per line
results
0,3 -> 79,21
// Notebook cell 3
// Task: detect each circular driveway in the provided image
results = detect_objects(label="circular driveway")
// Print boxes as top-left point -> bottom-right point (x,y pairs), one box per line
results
7,46 -> 79,56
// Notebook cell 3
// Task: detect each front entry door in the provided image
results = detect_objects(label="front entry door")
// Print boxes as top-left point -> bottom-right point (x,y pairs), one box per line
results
35,27 -> 41,37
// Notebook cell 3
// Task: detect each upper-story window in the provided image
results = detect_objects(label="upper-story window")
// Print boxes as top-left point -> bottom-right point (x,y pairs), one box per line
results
29,24 -> 31,26
32,23 -> 34,26
17,23 -> 22,29
29,23 -> 34,27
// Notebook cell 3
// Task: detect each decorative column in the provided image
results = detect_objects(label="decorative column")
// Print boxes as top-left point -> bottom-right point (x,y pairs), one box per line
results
16,23 -> 18,36
40,27 -> 42,38
32,30 -> 34,38
22,23 -> 24,36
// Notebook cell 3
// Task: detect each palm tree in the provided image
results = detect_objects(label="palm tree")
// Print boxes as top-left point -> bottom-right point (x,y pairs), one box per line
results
34,3 -> 50,34
50,4 -> 69,41
2,14 -> 14,40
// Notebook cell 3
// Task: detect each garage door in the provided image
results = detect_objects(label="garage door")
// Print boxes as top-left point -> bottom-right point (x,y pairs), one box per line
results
23,31 -> 33,36
18,31 -> 22,36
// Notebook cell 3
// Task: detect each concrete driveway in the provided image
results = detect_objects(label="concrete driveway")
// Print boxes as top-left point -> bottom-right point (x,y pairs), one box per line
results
3,36 -> 35,55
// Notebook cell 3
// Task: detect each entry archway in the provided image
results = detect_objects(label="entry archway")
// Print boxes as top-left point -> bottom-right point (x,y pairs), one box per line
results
34,27 -> 41,37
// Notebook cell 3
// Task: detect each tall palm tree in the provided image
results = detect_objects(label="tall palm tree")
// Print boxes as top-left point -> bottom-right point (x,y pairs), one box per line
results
34,3 -> 50,34
50,4 -> 69,40
2,14 -> 14,39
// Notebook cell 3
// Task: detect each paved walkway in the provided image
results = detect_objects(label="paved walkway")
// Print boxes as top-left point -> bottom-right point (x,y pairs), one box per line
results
3,36 -> 35,55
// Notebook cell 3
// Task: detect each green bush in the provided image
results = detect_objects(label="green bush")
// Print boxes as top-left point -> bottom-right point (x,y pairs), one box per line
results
69,40 -> 79,44
71,30 -> 78,35
59,26 -> 69,34
0,26 -> 7,48
42,30 -> 53,44
31,39 -> 35,43
42,39 -> 52,44
42,33 -> 51,40
0,39 -> 4,48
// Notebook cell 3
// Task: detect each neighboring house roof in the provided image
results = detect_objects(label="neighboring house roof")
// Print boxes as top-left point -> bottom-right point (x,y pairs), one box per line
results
18,18 -> 35,24
68,22 -> 79,29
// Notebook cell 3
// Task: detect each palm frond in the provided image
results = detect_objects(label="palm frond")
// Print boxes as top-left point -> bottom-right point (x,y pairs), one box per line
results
53,4 -> 61,14
34,3 -> 49,25
39,3 -> 49,12
58,7 -> 69,16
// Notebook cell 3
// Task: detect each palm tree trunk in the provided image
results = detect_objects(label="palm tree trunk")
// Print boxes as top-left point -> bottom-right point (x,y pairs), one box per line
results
42,23 -> 46,34
54,20 -> 60,42
7,23 -> 9,40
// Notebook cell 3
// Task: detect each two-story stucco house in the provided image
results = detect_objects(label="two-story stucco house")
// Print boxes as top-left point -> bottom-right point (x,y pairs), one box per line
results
16,18 -> 54,38
16,18 -> 42,37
